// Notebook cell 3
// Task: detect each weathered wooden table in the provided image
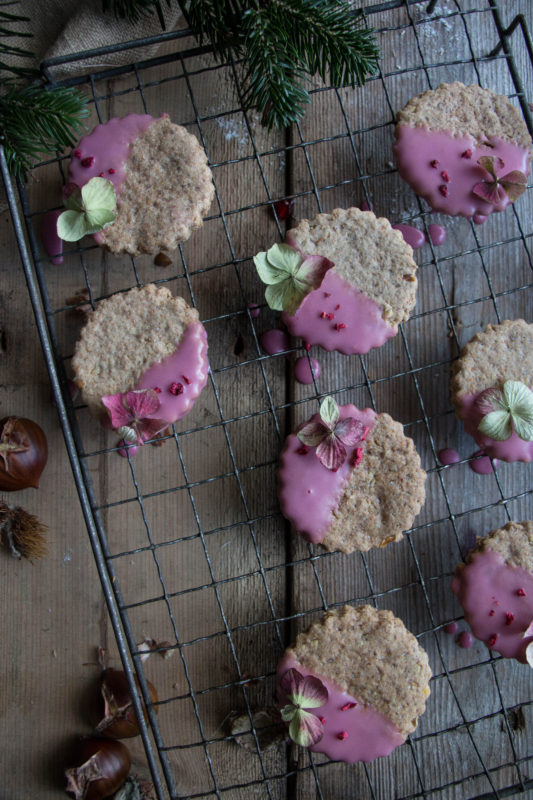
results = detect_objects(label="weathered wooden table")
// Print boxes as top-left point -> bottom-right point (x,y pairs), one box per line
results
1,1 -> 532,798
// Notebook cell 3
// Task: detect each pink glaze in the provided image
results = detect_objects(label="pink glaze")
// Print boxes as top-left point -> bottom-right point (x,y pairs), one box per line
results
470,451 -> 499,474
473,214 -> 487,225
459,392 -> 533,462
438,448 -> 460,466
392,223 -> 425,249
118,439 -> 139,459
261,329 -> 290,355
444,622 -> 459,635
278,404 -> 376,544
132,321 -> 208,424
276,652 -> 405,763
294,356 -> 321,384
281,270 -> 397,355
451,548 -> 533,662
458,631 -> 474,649
248,302 -> 260,318
394,127 -> 530,219
360,199 -> 373,212
41,210 -> 64,264
427,224 -> 446,246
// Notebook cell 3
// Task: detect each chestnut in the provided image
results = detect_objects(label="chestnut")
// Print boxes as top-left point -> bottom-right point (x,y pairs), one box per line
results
0,416 -> 48,491
93,668 -> 158,739
65,737 -> 130,799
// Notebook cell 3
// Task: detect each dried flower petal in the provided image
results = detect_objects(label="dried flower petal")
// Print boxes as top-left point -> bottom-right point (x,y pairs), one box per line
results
279,668 -> 328,709
334,417 -> 366,446
472,156 -> 527,206
475,387 -> 507,416
254,243 -> 332,315
320,396 -> 339,427
478,410 -> 513,441
477,380 -> 533,442
288,709 -> 324,747
297,420 -> 330,447
472,180 -> 507,205
102,389 -> 169,445
316,434 -> 346,471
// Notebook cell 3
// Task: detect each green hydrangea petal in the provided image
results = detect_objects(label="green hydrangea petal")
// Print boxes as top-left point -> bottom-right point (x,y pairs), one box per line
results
478,410 -> 512,441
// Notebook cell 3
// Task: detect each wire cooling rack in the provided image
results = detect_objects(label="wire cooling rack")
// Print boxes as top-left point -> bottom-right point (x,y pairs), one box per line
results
3,1 -> 533,798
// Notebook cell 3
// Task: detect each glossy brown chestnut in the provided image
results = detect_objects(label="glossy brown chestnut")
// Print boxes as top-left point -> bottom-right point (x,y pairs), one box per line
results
94,669 -> 159,739
65,737 -> 130,800
0,416 -> 48,491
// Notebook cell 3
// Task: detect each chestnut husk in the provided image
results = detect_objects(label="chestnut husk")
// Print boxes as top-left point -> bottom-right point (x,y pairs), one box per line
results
93,669 -> 159,739
65,737 -> 131,800
0,416 -> 48,491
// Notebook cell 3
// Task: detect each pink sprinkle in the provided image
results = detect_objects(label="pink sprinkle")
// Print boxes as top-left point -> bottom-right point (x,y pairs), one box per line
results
352,448 -> 363,468
337,731 -> 348,740
73,149 -> 82,158
505,612 -> 514,626
319,716 -> 326,724
169,382 -> 184,395
440,170 -> 450,182
444,622 -> 458,635
430,159 -> 439,168
361,426 -> 370,441
488,634 -> 498,648
153,387 -> 162,394
182,375 -> 191,385
81,156 -> 94,168
335,304 -> 340,311
461,149 -> 473,159
489,609 -> 495,617
99,172 -> 105,177
324,292 -> 331,298
517,588 -> 526,597
304,342 -> 311,351
108,168 -> 115,174
297,445 -> 309,455
326,313 -> 334,320
439,185 -> 448,197
341,702 -> 356,711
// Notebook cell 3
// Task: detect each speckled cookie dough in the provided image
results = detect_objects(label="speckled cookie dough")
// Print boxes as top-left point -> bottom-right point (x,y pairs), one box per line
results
278,403 -> 426,554
451,319 -> 533,462
73,284 -> 208,424
452,521 -> 533,662
276,605 -> 432,763
281,207 -> 418,355
394,82 -> 531,219
69,114 -> 214,256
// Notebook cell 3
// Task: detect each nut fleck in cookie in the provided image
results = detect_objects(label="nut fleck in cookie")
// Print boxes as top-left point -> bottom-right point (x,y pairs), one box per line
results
451,521 -> 533,664
451,319 -> 533,462
276,605 -> 431,762
73,285 -> 208,442
254,207 -> 417,355
277,397 -> 425,553
394,82 -> 531,219
67,113 -> 214,255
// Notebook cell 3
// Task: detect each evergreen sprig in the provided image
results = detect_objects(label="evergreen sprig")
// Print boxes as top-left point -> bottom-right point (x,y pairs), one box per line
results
0,0 -> 37,82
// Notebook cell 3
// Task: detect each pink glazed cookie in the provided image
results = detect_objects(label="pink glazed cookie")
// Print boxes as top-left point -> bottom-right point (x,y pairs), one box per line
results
68,113 -> 214,255
73,285 -> 208,437
394,83 -> 531,220
278,398 -> 426,553
255,207 -> 417,355
451,521 -> 533,663
451,320 -> 533,462
276,605 -> 431,763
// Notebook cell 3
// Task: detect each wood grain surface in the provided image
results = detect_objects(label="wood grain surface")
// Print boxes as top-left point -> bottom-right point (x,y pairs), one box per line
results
1,2 -> 532,798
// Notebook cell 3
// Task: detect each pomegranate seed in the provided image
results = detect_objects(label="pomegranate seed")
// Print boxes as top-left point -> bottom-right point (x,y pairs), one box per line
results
320,311 -> 327,319
153,387 -> 162,394
319,716 -> 326,724
99,172 -> 105,177
335,322 -> 346,331
461,149 -> 473,159
488,634 -> 498,648
505,612 -> 514,626
272,198 -> 294,220
81,156 -> 94,168
440,170 -> 450,182
169,382 -> 184,395
489,609 -> 495,617
326,313 -> 334,320
341,702 -> 356,711
517,588 -> 526,596
337,731 -> 348,740
297,445 -> 309,455
304,342 -> 311,351
430,159 -> 439,168
439,185 -> 448,197
73,149 -> 82,158
108,168 -> 115,174
182,375 -> 191,385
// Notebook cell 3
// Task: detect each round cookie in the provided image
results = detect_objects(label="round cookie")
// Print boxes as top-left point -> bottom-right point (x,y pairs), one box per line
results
394,82 -> 531,219
254,207 -> 417,355
68,113 -> 214,255
451,521 -> 533,663
276,605 -> 431,763
278,398 -> 426,553
451,319 -> 533,462
73,284 -> 208,436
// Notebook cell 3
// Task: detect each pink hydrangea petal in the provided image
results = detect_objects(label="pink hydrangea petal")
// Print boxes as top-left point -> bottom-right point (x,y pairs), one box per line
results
279,668 -> 304,698
477,155 -> 499,180
137,417 -> 169,444
297,420 -> 330,447
316,435 -> 346,471
102,393 -> 132,428
125,388 -> 161,419
296,675 -> 328,708
285,231 -> 301,252
297,254 -> 334,289
289,709 -> 324,747
334,417 -> 366,446
472,181 -> 507,205
474,387 -> 506,415
499,172 -> 527,203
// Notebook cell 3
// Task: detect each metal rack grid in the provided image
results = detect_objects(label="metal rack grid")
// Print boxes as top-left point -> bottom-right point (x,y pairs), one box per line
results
2,1 -> 533,798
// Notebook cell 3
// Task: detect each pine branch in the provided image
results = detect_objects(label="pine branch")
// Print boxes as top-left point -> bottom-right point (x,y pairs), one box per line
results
1,85 -> 89,180
0,0 -> 37,81
102,0 -> 171,28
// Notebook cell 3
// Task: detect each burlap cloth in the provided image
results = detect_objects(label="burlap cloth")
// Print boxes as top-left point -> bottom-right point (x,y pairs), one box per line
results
10,0 -> 183,78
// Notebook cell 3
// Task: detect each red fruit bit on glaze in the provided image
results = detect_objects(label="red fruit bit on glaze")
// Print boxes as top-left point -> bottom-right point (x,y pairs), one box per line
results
335,323 -> 347,331
304,342 -> 311,351
337,731 -> 348,740
320,311 -> 327,319
81,156 -> 95,168
99,172 -> 105,177
461,149 -> 473,159
430,159 -> 439,168
489,609 -> 495,617
319,716 -> 326,724
488,634 -> 498,648
297,445 -> 309,455
153,387 -> 162,394
341,702 -> 357,711
361,426 -> 370,441
182,375 -> 191,385
517,588 -> 526,597
440,170 -> 450,182
505,612 -> 514,625
326,313 -> 335,320
169,382 -> 184,395
335,304 -> 341,311
352,448 -> 363,468
324,292 -> 331,298
439,184 -> 448,197
73,149 -> 82,158
273,198 -> 294,220
108,168 -> 115,174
